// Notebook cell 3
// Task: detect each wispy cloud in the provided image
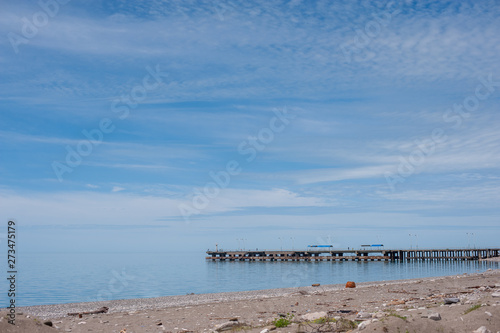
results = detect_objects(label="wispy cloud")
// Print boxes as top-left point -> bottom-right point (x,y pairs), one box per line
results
0,187 -> 330,225
0,131 -> 80,146
2,1 -> 499,106
111,186 -> 125,192
290,165 -> 392,184
1,0 -> 499,249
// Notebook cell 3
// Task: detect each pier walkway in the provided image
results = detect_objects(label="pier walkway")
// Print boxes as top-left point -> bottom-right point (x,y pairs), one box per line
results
206,248 -> 500,262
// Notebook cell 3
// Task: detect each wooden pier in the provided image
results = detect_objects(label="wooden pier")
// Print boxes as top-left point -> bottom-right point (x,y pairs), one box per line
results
206,248 -> 500,262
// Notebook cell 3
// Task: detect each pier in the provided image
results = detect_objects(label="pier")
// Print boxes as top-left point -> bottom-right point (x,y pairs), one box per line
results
206,248 -> 500,262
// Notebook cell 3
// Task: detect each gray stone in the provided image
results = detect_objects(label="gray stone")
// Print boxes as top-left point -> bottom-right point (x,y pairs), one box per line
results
262,326 -> 276,331
358,320 -> 373,331
491,292 -> 500,297
301,311 -> 327,321
214,321 -> 240,331
428,312 -> 441,321
444,298 -> 460,304
356,312 -> 373,320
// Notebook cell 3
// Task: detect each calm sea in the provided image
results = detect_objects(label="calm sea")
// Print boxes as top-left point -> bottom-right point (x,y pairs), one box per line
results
3,251 -> 499,307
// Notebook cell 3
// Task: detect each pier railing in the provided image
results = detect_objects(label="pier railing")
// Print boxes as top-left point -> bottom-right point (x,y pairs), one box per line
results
205,248 -> 500,262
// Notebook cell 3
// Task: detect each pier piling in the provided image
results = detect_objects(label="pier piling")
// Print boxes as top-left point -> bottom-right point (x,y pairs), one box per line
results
206,248 -> 500,262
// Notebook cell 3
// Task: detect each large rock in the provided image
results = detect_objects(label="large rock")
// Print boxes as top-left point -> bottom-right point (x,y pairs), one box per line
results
357,319 -> 373,331
491,292 -> 500,297
428,312 -> 441,321
444,298 -> 460,304
356,312 -> 373,320
214,321 -> 240,331
301,311 -> 327,321
472,327 -> 491,333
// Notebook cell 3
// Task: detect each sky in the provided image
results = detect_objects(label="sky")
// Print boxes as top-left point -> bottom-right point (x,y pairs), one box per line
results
0,0 -> 499,253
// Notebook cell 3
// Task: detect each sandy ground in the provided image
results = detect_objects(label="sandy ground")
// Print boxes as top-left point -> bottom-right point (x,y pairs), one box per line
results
2,269 -> 500,333
482,258 -> 500,262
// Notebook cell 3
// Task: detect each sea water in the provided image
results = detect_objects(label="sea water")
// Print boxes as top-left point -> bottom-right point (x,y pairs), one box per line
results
3,251 -> 498,307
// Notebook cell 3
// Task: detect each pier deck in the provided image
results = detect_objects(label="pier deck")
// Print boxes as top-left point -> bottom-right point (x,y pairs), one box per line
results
206,248 -> 500,262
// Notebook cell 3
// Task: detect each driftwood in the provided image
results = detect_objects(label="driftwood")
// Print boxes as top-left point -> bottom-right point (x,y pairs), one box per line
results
67,306 -> 109,316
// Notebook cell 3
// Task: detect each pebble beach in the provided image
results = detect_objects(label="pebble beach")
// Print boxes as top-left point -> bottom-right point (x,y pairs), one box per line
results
2,268 -> 500,333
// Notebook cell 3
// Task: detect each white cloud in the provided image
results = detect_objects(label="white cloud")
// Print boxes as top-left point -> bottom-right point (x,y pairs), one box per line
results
0,131 -> 80,145
0,187 -> 330,226
2,0 -> 499,106
194,188 -> 330,215
380,183 -> 500,207
290,165 -> 392,184
1,1 -> 499,243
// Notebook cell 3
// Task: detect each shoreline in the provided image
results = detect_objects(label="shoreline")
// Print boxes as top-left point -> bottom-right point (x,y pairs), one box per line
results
17,269 -> 500,319
3,269 -> 499,332
480,257 -> 500,262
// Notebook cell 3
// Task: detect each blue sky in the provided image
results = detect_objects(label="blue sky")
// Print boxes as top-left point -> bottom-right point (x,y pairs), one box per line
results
1,0 -> 499,253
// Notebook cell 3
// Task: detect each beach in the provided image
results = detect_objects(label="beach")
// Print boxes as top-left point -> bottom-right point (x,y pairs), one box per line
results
2,269 -> 500,333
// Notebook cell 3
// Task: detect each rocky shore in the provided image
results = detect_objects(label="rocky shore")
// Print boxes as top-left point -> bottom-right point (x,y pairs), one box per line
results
2,269 -> 500,333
